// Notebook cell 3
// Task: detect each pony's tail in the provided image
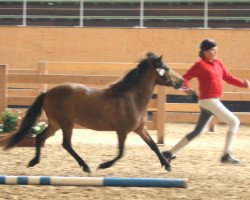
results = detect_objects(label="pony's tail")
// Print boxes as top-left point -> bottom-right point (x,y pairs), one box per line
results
0,92 -> 46,149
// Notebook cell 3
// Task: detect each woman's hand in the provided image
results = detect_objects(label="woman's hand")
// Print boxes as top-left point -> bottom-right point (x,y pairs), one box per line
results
179,86 -> 198,102
179,86 -> 195,95
244,79 -> 250,88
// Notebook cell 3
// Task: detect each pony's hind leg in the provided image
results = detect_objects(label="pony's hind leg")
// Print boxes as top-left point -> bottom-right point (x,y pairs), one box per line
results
61,126 -> 91,173
28,124 -> 59,168
98,131 -> 127,169
134,125 -> 172,172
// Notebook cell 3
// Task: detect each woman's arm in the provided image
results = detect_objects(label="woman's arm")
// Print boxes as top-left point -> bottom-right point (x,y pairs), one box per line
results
221,62 -> 247,88
182,63 -> 199,89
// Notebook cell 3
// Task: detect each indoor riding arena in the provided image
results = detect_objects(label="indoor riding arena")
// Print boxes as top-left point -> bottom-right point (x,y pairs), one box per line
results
0,1 -> 250,200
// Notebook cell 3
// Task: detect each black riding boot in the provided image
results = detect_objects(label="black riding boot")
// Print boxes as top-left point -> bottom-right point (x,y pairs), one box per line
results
162,151 -> 176,164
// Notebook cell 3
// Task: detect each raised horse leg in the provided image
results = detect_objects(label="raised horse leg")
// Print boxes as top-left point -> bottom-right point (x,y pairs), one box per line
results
61,125 -> 91,173
28,124 -> 59,167
134,125 -> 172,172
98,130 -> 128,169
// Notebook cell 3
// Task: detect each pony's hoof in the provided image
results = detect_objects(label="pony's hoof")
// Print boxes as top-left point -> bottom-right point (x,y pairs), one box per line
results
27,158 -> 39,168
98,163 -> 106,169
83,166 -> 91,173
165,165 -> 172,172
98,162 -> 112,169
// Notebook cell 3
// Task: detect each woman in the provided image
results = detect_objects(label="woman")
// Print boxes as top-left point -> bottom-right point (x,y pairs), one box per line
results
163,39 -> 250,165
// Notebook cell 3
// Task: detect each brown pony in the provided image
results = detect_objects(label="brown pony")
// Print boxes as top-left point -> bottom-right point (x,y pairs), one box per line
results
1,52 -> 183,173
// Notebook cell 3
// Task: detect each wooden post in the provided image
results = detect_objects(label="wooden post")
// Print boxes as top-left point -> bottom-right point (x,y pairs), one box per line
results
156,85 -> 166,144
0,65 -> 7,114
37,62 -> 48,122
37,61 -> 48,93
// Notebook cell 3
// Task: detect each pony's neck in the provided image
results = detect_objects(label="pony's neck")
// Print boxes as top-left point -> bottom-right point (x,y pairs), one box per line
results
131,70 -> 155,110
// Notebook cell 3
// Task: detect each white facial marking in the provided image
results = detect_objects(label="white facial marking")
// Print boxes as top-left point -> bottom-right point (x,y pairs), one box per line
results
156,68 -> 165,76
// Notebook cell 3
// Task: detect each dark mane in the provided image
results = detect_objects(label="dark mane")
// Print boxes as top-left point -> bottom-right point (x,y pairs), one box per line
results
109,58 -> 149,96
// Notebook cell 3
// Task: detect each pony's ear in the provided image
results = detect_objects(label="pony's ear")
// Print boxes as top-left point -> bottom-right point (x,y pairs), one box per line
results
146,52 -> 155,58
157,55 -> 163,61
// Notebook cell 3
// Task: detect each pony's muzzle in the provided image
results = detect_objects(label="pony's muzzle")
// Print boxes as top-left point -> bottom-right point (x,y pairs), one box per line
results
173,80 -> 183,89
166,70 -> 183,89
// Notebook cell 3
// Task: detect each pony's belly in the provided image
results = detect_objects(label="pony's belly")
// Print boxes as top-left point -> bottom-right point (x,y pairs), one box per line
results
76,120 -> 116,131
75,118 -> 136,132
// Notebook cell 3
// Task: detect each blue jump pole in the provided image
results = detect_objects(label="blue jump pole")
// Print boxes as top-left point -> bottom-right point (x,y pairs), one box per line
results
0,175 -> 187,188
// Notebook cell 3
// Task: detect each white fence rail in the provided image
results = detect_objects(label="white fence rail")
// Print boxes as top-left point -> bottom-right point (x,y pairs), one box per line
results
0,0 -> 249,28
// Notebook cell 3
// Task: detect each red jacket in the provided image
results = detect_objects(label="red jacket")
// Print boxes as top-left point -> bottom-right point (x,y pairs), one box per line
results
183,59 -> 246,99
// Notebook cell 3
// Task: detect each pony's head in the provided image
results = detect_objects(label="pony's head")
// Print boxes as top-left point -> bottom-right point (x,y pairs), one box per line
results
144,52 -> 183,89
109,52 -> 183,97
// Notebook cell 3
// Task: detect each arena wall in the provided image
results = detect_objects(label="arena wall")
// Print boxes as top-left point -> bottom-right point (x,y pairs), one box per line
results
0,27 -> 249,69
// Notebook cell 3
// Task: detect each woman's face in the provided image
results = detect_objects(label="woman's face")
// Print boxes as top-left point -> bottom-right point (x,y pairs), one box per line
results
203,46 -> 218,60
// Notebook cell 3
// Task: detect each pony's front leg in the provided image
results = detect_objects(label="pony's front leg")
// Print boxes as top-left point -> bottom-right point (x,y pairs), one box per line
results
98,131 -> 127,169
134,125 -> 172,172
